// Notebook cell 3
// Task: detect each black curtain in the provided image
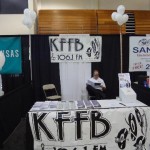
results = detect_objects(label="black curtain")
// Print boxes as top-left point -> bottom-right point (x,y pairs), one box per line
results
2,36 -> 31,93
0,83 -> 34,146
92,35 -> 120,99
1,35 -> 145,100
31,35 -> 61,101
92,35 -> 146,99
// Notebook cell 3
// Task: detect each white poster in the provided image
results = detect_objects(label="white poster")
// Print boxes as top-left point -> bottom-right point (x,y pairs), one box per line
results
29,103 -> 150,150
118,73 -> 131,88
49,34 -> 102,63
129,36 -> 150,72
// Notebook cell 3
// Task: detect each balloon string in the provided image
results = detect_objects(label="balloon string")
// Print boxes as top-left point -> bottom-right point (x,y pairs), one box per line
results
29,34 -> 33,81
120,26 -> 123,73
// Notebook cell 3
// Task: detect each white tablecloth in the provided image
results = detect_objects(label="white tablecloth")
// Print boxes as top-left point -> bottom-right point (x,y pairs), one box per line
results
28,100 -> 150,150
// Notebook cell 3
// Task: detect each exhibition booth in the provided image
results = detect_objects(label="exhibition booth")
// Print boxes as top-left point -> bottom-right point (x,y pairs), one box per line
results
0,34 -> 149,150
0,3 -> 150,150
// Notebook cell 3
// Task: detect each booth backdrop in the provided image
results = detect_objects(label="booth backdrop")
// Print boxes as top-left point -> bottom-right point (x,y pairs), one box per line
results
0,35 -> 146,100
31,35 -> 61,101
30,35 -> 146,101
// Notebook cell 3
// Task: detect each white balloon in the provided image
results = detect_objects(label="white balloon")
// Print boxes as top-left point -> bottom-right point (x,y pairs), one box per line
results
111,12 -> 118,21
24,8 -> 28,14
115,13 -> 123,22
26,19 -> 33,29
22,17 -> 33,29
24,8 -> 31,16
0,51 -> 5,70
117,21 -> 124,26
117,20 -> 124,26
23,9 -> 36,29
117,5 -> 125,15
26,23 -> 33,29
22,17 -> 28,25
30,11 -> 36,20
122,14 -> 129,23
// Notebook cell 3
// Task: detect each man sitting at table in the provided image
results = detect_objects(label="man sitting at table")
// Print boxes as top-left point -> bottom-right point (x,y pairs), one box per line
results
87,70 -> 106,100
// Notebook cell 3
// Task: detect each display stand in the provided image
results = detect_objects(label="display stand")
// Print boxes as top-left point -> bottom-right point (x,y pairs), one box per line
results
119,87 -> 136,102
118,73 -> 137,102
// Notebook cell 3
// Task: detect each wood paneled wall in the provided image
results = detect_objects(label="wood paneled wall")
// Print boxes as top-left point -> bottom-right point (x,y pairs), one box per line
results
134,11 -> 150,34
38,10 -> 150,35
38,10 -> 97,34
97,10 -> 126,34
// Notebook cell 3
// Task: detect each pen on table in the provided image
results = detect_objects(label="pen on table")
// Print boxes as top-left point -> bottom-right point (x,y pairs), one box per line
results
119,103 -> 126,106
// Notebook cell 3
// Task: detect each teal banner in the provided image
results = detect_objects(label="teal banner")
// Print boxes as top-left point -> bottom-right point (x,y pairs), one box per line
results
0,37 -> 22,74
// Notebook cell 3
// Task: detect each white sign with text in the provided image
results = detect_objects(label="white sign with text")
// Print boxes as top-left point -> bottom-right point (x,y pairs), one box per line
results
49,34 -> 102,63
118,73 -> 131,88
29,103 -> 150,150
129,36 -> 150,72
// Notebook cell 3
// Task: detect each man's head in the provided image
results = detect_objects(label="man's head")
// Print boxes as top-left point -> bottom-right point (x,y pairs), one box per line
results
93,70 -> 99,80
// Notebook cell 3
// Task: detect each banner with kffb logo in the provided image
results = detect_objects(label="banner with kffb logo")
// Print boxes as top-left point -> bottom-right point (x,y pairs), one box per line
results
49,34 -> 102,63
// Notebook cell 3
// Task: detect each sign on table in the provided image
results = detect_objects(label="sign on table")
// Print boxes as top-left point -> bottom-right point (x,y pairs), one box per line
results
118,73 -> 131,88
29,101 -> 150,150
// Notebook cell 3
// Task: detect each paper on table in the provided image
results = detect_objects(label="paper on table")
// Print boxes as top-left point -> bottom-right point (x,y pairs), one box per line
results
57,101 -> 65,110
84,100 -> 94,109
91,100 -> 101,108
98,100 -> 125,108
68,101 -> 76,109
49,101 -> 58,109
33,102 -> 43,107
39,101 -> 50,110
77,100 -> 85,109
124,100 -> 147,107
30,99 -> 147,112
30,102 -> 44,111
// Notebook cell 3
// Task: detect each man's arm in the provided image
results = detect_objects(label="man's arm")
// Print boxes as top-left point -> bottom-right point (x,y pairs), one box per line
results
100,80 -> 106,91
